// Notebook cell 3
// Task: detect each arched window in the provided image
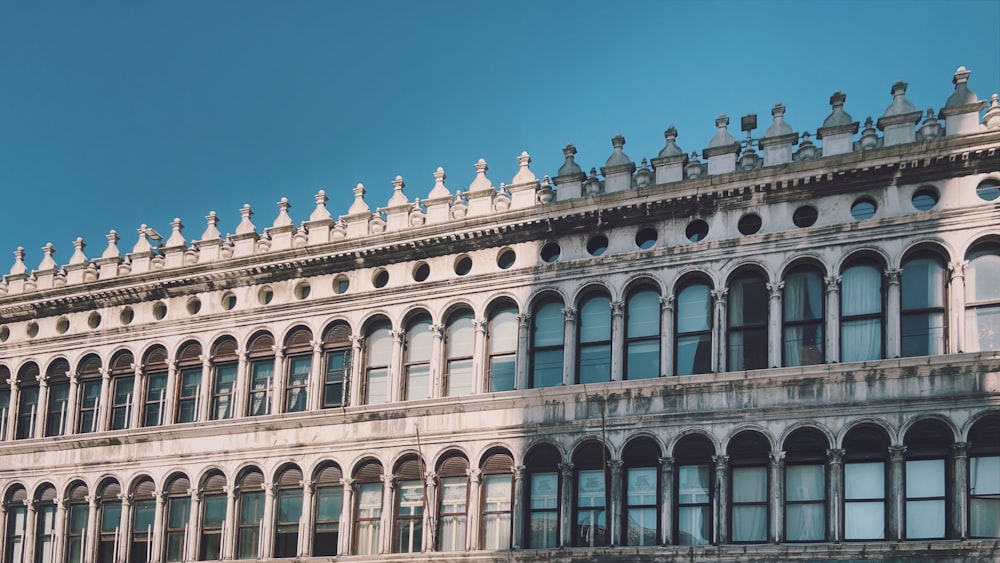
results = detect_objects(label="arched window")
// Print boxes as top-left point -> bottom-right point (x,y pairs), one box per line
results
4,485 -> 27,562
783,266 -> 824,366
403,315 -> 432,401
162,475 -> 190,563
783,428 -> 828,542
353,461 -> 383,555
487,304 -> 518,392
312,464 -> 343,556
141,347 -> 168,427
33,485 -> 57,563
393,456 -> 425,553
273,466 -> 303,557
198,472 -> 227,560
524,444 -> 561,549
283,328 -> 313,413
210,338 -> 238,420
175,342 -> 202,423
44,359 -> 70,437
15,362 -> 40,439
674,434 -> 714,545
968,414 -> 1000,537
445,311 -> 475,396
577,293 -> 612,384
321,323 -> 352,408
64,482 -> 89,563
625,288 -> 660,380
965,244 -> 1000,352
843,424 -> 888,540
246,333 -> 275,416
109,351 -> 135,430
436,454 -> 470,551
530,300 -> 564,388
728,272 -> 769,371
573,441 -> 610,547
676,281 -> 713,376
479,449 -> 513,550
131,478 -> 156,562
76,355 -> 103,434
903,420 -> 952,539
728,431 -> 770,543
236,469 -> 265,559
841,260 -> 884,362
97,480 -> 122,561
364,321 -> 392,405
622,438 -> 660,546
901,251 -> 947,356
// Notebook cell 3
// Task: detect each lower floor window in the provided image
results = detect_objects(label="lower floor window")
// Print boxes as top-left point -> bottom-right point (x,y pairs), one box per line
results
528,472 -> 559,548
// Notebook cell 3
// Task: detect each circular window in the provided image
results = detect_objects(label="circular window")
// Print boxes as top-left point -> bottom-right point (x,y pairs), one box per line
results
333,275 -> 350,294
222,292 -> 237,310
738,214 -> 762,235
413,262 -> 430,282
851,198 -> 877,220
792,205 -> 818,228
258,286 -> 274,305
497,249 -> 516,269
372,269 -> 389,288
454,256 -> 472,276
56,317 -> 69,334
685,219 -> 709,242
153,302 -> 167,320
587,235 -> 609,256
0,326 -> 8,342
294,281 -> 311,300
187,297 -> 202,315
912,187 -> 939,211
120,307 -> 134,325
635,227 -> 658,249
88,312 -> 101,329
27,322 -> 38,338
976,179 -> 1000,201
540,242 -> 561,263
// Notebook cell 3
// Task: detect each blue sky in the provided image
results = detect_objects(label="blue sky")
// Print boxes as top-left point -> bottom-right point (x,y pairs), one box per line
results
1,1 -> 998,269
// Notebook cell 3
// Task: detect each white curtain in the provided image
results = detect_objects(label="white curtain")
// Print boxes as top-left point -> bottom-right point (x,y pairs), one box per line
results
905,459 -> 945,538
970,456 -> 1000,537
785,465 -> 825,540
783,275 -> 805,366
844,462 -> 885,540
842,265 -> 883,361
731,467 -> 767,542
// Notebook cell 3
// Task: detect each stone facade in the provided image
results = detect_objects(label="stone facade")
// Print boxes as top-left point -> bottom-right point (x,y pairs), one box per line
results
0,67 -> 999,562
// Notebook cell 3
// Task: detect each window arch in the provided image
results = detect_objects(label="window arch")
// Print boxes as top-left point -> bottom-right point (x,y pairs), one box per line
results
321,322 -> 352,408
842,424 -> 889,540
901,250 -> 947,357
141,346 -> 169,427
577,293 -> 612,384
622,437 -> 660,546
445,310 -> 475,396
162,475 -> 190,562
479,449 -> 514,550
175,341 -> 202,423
625,287 -> 660,380
108,350 -> 135,430
4,485 -> 28,562
676,279 -> 713,376
841,259 -> 884,362
76,355 -> 102,433
312,463 -> 343,556
486,303 -> 518,392
33,484 -> 57,563
964,243 -> 1000,352
130,477 -> 156,562
524,444 -> 561,548
64,481 -> 89,563
728,271 -> 769,371
783,265 -> 825,367
352,460 -> 383,555
273,465 -> 304,557
236,468 -> 266,559
393,456 -> 426,553
15,362 -> 40,439
283,327 -> 313,413
403,314 -> 432,401
968,414 -> 1000,537
530,299 -> 564,388
198,471 -> 227,560
674,434 -> 714,545
573,441 -> 610,547
246,333 -> 275,416
97,480 -> 122,561
44,359 -> 70,437
727,431 -> 770,543
783,428 -> 829,542
210,338 -> 238,420
363,320 -> 392,405
436,453 -> 470,551
903,419 -> 952,539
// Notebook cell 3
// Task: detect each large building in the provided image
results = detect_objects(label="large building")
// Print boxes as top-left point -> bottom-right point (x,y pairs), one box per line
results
0,67 -> 999,563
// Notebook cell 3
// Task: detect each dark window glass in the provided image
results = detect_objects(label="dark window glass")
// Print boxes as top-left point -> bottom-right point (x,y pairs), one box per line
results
676,283 -> 713,376
728,274 -> 768,371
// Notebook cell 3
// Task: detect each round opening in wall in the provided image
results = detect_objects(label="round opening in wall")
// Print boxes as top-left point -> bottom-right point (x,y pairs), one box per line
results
586,235 -> 609,256
187,297 -> 202,315
738,214 -> 763,235
56,317 -> 69,334
372,269 -> 389,288
0,326 -> 8,342
258,286 -> 274,305
120,307 -> 134,325
454,256 -> 472,276
413,262 -> 430,282
635,227 -> 658,249
88,312 -> 102,329
976,179 -> 1000,201
153,302 -> 167,320
497,249 -> 516,269
792,205 -> 818,228
540,242 -> 561,263
294,281 -> 311,300
27,322 -> 38,338
911,187 -> 939,211
222,292 -> 237,310
851,198 -> 877,220
685,219 -> 709,242
333,275 -> 350,294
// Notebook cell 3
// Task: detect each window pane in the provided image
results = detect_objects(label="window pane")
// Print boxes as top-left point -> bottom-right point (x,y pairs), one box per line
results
316,487 -> 343,522
404,364 -> 429,401
578,343 -> 610,384
167,498 -> 190,528
406,320 -> 432,363
732,467 -> 766,503
906,459 -> 945,497
533,302 -> 564,347
529,512 -> 558,548
966,306 -> 1000,353
971,456 -> 1000,496
842,318 -> 882,362
906,499 -> 944,538
278,491 -> 303,522
783,269 -> 823,321
901,311 -> 946,356
730,276 -> 768,326
203,495 -> 227,527
489,355 -> 515,392
446,359 -> 474,396
969,249 -> 1000,301
447,313 -> 474,358
678,466 -> 711,504
845,462 -> 885,499
627,290 -> 660,338
367,368 -> 388,404
531,349 -> 562,388
626,339 -> 659,380
677,284 -> 711,333
901,256 -> 945,309
627,467 -> 657,505
786,503 -> 825,541
489,308 -> 518,354
580,296 -> 611,343
368,327 -> 392,364
626,507 -> 657,546
845,501 -> 884,539
785,465 -> 824,502
842,264 -> 882,316
530,473 -> 558,510
677,506 -> 710,545
731,505 -> 767,542
677,333 -> 712,376
577,470 -> 605,508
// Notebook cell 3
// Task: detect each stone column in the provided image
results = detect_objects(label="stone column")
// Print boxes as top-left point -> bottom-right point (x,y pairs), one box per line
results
117,495 -> 132,563
35,374 -> 49,438
711,290 -> 728,373
429,324 -> 445,399
152,491 -> 166,563
423,472 -> 438,551
951,442 -> 969,539
298,480 -> 315,557
659,457 -> 675,546
272,349 -> 285,414
309,341 -> 324,411
198,355 -> 212,422
338,478 -> 355,556
260,483 -> 275,558
562,308 -> 577,386
348,336 -> 364,407
98,368 -> 112,432
885,270 -> 902,358
66,372 -> 80,436
185,489 -> 202,562
511,466 -> 525,549
5,378 -> 19,440
660,296 -> 675,377
769,451 -> 785,544
472,319 -> 487,394
232,352 -> 248,418
558,463 -> 575,547
826,448 -> 845,542
825,276 -> 842,363
389,330 -> 405,403
887,445 -> 907,540
610,301 -> 625,381
52,499 -> 68,563
85,496 -> 99,563
163,360 -> 178,425
466,469 -> 482,551
949,262 -> 968,353
608,460 -> 623,546
713,455 -> 729,544
0,504 -> 6,563
130,364 -> 144,429
767,282 -> 784,368
22,499 -> 37,563
223,487 -> 237,560
379,477 -> 396,554
515,315 -> 531,390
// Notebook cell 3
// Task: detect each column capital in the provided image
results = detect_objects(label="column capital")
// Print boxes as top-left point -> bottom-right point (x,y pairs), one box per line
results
711,288 -> 728,303
767,281 -> 785,298
301,479 -> 316,493
424,472 -> 438,488
659,295 -> 675,311
311,340 -> 324,354
558,462 -> 575,478
951,441 -> 970,459
390,330 -> 405,344
824,275 -> 842,293
5,377 -> 16,388
607,459 -> 624,474
769,450 -> 786,465
474,318 -> 488,333
888,445 -> 907,461
188,488 -> 203,502
349,334 -> 364,348
885,268 -> 902,287
467,468 -> 482,485
562,307 -> 577,323
512,465 -> 525,480
712,454 -> 729,469
339,477 -> 356,491
658,456 -> 675,471
826,448 -> 845,465
429,324 -> 445,339
948,260 -> 969,280
610,301 -> 624,318
35,374 -> 48,387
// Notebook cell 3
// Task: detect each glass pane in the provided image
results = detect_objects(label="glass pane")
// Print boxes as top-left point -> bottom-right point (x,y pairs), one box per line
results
845,501 -> 884,539
101,503 -> 121,531
627,467 -> 657,505
970,498 -> 1000,537
845,462 -> 884,499
489,308 -> 518,354
446,359 -> 474,396
626,339 -> 659,380
626,507 -> 657,546
785,464 -> 824,502
842,264 -> 882,316
783,269 -> 823,321
529,512 -> 558,548
901,311 -> 945,356
906,459 -> 945,497
368,327 -> 392,365
240,492 -> 264,524
579,296 -> 611,343
489,355 -> 516,392
533,302 -> 564,347
316,487 -> 343,522
678,505 -> 710,545
278,491 -> 303,524
406,320 -> 433,363
576,469 -> 605,508
627,289 -> 660,338
730,276 -> 768,326
967,305 -> 1000,352
901,256 -> 945,309
366,368 -> 388,404
439,477 -> 467,515
842,318 -> 883,362
731,505 -> 767,542
203,495 -> 227,527
531,349 -> 562,388
732,467 -> 766,503
404,364 -> 429,401
677,333 -> 712,376
69,505 -> 89,531
678,465 -> 710,504
483,475 -> 512,511
971,456 -> 1000,496
167,498 -> 190,528
677,284 -> 711,333
906,499 -> 944,538
578,343 -> 611,383
785,502 -> 825,541
969,250 -> 1000,301
530,473 -> 558,510
447,313 -> 474,358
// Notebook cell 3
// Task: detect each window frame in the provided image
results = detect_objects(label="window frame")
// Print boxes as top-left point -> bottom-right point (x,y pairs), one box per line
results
576,294 -> 612,385
403,316 -> 433,402
727,272 -> 769,371
444,311 -> 475,397
487,305 -> 518,393
781,265 -> 825,367
675,281 -> 714,376
840,259 -> 885,362
530,300 -> 565,389
900,251 -> 948,357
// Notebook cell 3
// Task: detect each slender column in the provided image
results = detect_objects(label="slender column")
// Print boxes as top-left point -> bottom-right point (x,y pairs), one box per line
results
35,374 -> 49,438
610,301 -> 625,381
85,496 -> 99,563
222,487 -> 237,561
232,352 -> 248,419
118,495 -> 132,563
98,368 -> 112,432
465,469 -> 482,551
711,290 -> 728,373
52,498 -> 67,563
515,315 -> 530,390
887,445 -> 906,541
885,270 -> 902,358
298,480 -> 315,557
660,296 -> 675,377
511,466 -> 525,549
66,372 -> 80,436
767,282 -> 784,368
951,442 -> 969,539
379,476 -> 396,554
309,341 -> 324,411
562,308 -> 577,386
5,378 -> 19,440
472,319 -> 487,394
429,324 -> 445,399
769,450 -> 785,544
22,499 -> 37,563
348,336 -> 364,407
389,330 -> 405,403
826,448 -> 845,542
659,456 -> 675,546
260,483 -> 275,558
825,276 -> 842,363
163,359 -> 178,425
198,355 -> 212,422
713,455 -> 729,544
130,365 -> 144,429
558,463 -> 574,547
423,472 -> 438,551
272,349 -> 286,414
948,261 -> 968,353
185,489 -> 202,563
608,459 -> 623,546
0,504 -> 6,563
152,491 -> 166,563
338,478 -> 355,556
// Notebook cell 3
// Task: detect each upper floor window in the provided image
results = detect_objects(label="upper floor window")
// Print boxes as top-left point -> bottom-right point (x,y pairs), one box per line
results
321,323 -> 352,408
274,466 -> 304,557
728,431 -> 770,543
524,445 -> 561,549
573,441 -> 610,547
404,315 -> 432,401
965,244 -> 1000,352
903,420 -> 952,539
625,288 -> 660,380
841,260 -> 884,362
968,415 -> 1000,538
783,428 -> 828,542
283,327 -> 313,413
246,333 -> 275,416
141,347 -> 169,427
480,450 -> 514,550
783,266 -> 824,366
353,461 -> 383,555
530,300 -> 564,388
487,304 -> 518,392
175,342 -> 202,424
163,475 -> 191,563
76,356 -> 102,434
728,273 -> 769,371
15,362 -> 40,440
312,464 -> 344,556
108,351 -> 135,430
393,457 -> 425,553
210,338 -> 238,420
364,321 -> 392,405
676,281 -> 713,376
44,359 -> 70,438
901,252 -> 947,357
622,438 -> 660,546
577,293 -> 612,384
437,454 -> 470,551
675,433 -> 714,545
445,311 -> 475,396
843,424 -> 888,540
